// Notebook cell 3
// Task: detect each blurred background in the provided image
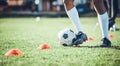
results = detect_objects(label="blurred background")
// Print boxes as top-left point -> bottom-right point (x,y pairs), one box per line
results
0,0 -> 120,17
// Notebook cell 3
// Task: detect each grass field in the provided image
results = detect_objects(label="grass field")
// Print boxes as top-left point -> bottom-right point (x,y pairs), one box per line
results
0,17 -> 120,66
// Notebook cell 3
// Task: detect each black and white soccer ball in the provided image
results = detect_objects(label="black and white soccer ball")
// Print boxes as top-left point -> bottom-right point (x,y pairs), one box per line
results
57,28 -> 76,46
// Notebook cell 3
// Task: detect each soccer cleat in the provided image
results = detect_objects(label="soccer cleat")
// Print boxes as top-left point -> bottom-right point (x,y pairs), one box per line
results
110,26 -> 119,31
100,38 -> 111,47
73,31 -> 88,45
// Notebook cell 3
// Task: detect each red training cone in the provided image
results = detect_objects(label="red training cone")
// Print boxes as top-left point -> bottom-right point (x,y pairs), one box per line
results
88,37 -> 94,41
38,44 -> 51,50
5,49 -> 24,56
109,34 -> 114,39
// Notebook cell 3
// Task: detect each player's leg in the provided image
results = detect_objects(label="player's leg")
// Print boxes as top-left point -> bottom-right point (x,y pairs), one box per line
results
112,0 -> 118,20
108,0 -> 119,31
93,0 -> 111,47
63,0 -> 83,32
63,0 -> 87,45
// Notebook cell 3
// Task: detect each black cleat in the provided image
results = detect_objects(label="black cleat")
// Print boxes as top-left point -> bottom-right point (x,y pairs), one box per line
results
73,31 -> 88,45
100,38 -> 111,47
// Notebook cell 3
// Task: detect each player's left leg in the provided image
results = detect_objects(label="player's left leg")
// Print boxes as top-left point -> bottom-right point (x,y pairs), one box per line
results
93,0 -> 111,47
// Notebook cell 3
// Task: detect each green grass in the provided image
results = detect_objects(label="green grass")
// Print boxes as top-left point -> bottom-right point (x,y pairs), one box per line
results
0,17 -> 120,66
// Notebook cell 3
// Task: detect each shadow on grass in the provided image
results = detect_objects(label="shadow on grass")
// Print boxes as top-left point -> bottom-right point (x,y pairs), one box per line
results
74,46 -> 120,50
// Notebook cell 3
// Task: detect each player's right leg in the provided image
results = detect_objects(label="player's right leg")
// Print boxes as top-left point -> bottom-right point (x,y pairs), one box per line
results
63,0 -> 88,45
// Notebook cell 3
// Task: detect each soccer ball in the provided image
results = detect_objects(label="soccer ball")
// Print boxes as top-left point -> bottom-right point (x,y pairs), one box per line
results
57,28 -> 76,46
